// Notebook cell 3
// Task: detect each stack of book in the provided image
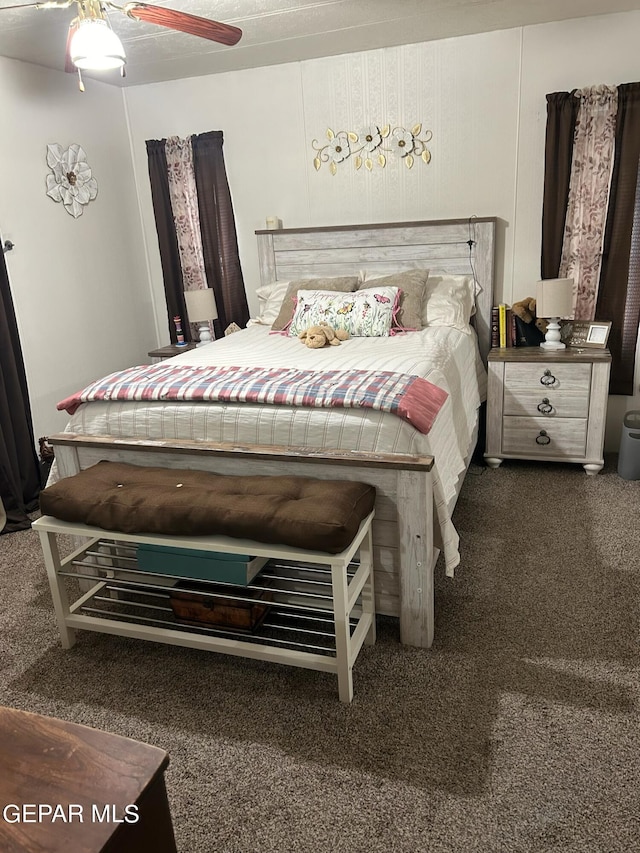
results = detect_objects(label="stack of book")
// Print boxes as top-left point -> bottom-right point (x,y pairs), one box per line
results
491,303 -> 517,348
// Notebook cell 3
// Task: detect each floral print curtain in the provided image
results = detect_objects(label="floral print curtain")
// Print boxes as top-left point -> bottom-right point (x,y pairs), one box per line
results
165,136 -> 214,340
542,82 -> 640,395
146,131 -> 249,343
559,85 -> 618,319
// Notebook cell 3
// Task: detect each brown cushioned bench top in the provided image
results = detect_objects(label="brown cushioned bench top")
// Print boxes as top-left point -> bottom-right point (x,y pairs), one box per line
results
39,461 -> 376,554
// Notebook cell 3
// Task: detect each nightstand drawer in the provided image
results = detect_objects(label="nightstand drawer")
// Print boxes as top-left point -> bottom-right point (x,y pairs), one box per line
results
485,348 -> 610,474
502,416 -> 587,458
503,388 -> 589,418
504,361 -> 591,393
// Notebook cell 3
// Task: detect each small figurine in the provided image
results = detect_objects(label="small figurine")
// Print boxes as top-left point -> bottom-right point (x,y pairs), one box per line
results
173,315 -> 187,346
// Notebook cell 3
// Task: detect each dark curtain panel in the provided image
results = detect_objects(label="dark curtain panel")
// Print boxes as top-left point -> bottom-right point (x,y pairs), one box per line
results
191,131 -> 249,336
145,139 -> 191,344
541,91 -> 579,279
596,83 -> 640,396
0,246 -> 40,533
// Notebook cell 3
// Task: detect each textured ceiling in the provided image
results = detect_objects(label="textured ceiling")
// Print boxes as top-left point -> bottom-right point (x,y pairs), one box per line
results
0,0 -> 638,87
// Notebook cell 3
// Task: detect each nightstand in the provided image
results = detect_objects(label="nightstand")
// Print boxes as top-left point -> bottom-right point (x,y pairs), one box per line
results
148,343 -> 197,360
485,347 -> 611,475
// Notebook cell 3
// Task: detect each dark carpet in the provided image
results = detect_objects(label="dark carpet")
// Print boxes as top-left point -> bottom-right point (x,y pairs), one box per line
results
1,456 -> 638,852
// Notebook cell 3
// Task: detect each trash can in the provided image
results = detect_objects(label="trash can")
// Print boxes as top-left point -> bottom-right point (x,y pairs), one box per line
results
618,410 -> 640,480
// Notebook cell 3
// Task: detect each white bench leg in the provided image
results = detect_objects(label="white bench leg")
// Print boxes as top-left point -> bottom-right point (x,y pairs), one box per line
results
360,526 -> 376,646
37,530 -> 77,649
331,560 -> 353,704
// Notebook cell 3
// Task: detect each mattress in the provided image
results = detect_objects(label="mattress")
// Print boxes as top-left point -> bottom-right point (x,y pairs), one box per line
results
58,324 -> 487,573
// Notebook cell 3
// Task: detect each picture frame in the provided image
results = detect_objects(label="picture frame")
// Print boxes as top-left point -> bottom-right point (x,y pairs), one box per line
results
566,320 -> 612,349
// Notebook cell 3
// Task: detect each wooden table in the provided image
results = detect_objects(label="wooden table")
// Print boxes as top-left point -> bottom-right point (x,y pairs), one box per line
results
0,705 -> 177,853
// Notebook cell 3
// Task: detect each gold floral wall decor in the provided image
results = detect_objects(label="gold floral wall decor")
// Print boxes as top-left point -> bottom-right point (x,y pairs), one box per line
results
46,143 -> 98,218
312,124 -> 433,174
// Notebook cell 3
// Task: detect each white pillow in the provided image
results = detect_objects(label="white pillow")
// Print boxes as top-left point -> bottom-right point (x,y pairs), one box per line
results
421,274 -> 476,331
247,280 -> 291,326
288,287 -> 399,337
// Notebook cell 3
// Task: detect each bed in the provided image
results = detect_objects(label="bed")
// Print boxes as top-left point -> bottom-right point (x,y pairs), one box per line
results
48,217 -> 496,649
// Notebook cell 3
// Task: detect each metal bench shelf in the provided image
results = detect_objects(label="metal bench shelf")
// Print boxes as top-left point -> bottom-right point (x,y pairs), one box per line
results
33,514 -> 376,703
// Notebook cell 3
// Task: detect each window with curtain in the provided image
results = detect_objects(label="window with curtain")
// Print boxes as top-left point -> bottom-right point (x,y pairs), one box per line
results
541,82 -> 640,396
146,130 -> 249,343
0,242 -> 41,533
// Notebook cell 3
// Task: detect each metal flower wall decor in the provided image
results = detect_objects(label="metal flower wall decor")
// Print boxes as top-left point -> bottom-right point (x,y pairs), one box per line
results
312,124 -> 433,174
46,143 -> 98,218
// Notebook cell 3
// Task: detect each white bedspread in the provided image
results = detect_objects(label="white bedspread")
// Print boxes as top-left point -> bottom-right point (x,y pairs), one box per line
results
60,325 -> 487,574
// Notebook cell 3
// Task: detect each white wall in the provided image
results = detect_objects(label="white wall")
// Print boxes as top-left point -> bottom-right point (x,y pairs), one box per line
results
124,10 -> 640,450
0,57 -> 154,444
3,9 -> 639,451
124,29 -> 522,328
124,62 -> 310,330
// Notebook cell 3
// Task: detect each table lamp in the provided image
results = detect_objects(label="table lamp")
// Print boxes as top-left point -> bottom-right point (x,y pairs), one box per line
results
536,278 -> 574,350
184,288 -> 218,346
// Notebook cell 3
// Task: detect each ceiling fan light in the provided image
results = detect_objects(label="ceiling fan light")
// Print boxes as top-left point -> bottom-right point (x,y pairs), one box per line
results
70,19 -> 126,71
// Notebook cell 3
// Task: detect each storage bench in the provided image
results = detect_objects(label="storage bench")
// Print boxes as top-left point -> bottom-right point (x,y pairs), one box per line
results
34,464 -> 376,703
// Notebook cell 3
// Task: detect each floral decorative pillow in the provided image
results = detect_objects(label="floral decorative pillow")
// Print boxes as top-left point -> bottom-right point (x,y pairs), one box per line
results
288,287 -> 400,337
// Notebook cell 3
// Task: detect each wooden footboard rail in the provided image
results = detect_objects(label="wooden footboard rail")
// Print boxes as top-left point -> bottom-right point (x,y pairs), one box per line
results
47,434 -> 437,648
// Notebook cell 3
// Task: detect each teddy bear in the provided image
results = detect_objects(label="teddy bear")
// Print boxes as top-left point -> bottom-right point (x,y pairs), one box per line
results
511,297 -> 548,334
298,323 -> 350,348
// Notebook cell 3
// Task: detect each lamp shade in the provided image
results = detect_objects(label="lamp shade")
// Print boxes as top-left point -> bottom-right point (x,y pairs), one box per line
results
536,278 -> 575,319
70,19 -> 126,71
184,288 -> 218,323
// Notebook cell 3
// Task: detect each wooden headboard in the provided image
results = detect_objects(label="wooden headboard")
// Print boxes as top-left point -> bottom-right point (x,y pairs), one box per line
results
255,217 -> 496,363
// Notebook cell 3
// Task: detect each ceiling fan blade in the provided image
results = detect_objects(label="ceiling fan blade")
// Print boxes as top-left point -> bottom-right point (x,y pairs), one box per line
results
125,3 -> 242,47
64,19 -> 77,73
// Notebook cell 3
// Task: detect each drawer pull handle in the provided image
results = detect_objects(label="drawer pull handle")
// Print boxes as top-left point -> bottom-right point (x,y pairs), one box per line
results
537,398 -> 554,415
535,430 -> 551,446
540,369 -> 557,387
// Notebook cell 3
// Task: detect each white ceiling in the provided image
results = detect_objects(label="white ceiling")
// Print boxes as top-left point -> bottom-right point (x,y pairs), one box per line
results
0,0 -> 638,88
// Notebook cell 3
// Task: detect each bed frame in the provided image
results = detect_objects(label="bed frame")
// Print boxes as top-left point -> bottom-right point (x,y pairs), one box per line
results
49,218 -> 496,650
256,217 -> 495,363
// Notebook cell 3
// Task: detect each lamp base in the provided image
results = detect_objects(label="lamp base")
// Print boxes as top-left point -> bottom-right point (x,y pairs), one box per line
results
196,323 -> 213,347
539,318 -> 566,350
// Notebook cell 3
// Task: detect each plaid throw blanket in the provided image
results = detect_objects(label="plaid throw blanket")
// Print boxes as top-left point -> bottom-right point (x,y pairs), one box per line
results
58,364 -> 448,434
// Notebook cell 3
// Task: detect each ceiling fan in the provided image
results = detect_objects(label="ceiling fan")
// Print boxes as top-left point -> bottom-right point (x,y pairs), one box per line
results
1,1 -> 243,89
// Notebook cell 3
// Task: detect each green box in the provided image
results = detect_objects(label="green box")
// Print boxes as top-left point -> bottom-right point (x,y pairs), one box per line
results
137,544 -> 267,586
